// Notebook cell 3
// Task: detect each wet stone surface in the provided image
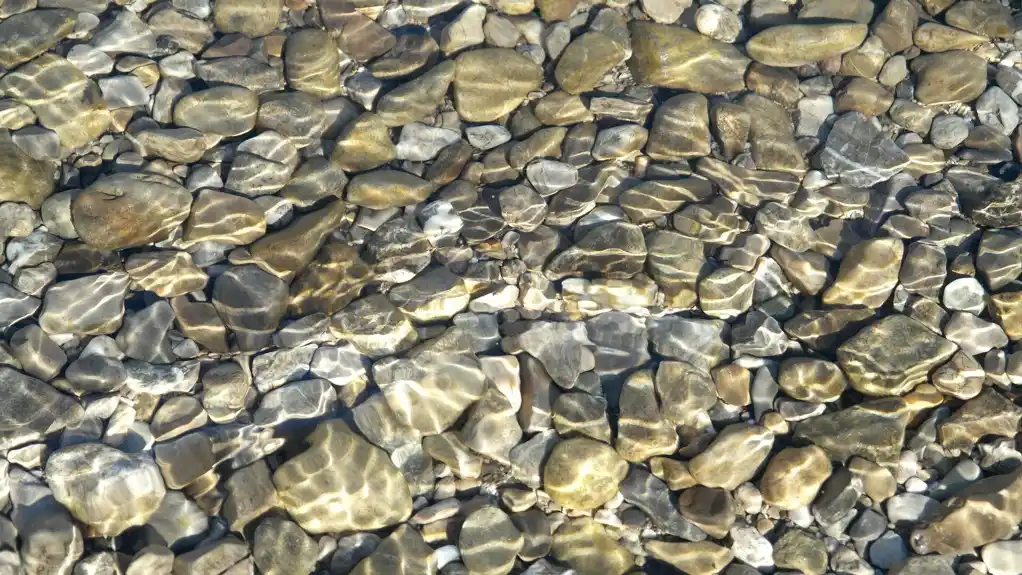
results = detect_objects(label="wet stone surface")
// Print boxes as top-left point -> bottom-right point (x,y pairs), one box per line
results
0,0 -> 1020,573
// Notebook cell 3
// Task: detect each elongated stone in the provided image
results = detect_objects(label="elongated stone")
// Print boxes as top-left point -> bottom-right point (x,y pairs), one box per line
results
746,23 -> 868,67
628,21 -> 749,93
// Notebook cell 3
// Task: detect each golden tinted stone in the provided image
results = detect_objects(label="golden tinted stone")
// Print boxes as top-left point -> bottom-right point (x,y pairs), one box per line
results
453,49 -> 542,122
272,420 -> 412,534
543,437 -> 628,510
689,424 -> 773,490
758,446 -> 832,510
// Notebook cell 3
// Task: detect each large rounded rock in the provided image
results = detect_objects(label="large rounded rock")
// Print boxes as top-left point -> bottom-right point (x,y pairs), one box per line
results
273,420 -> 412,534
46,443 -> 166,537
173,86 -> 259,136
911,51 -> 988,105
453,49 -> 542,122
746,23 -> 868,67
543,438 -> 628,510
72,173 -> 192,250
629,21 -> 749,93
0,9 -> 76,69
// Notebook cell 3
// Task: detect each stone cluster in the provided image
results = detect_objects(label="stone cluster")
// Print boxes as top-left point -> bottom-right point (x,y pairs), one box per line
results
0,0 -> 1020,574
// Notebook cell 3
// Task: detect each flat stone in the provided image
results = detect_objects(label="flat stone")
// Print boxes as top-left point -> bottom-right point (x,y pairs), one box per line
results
273,420 -> 412,534
350,524 -> 434,575
39,272 -> 129,335
615,370 -> 678,462
0,367 -> 79,448
459,506 -> 522,575
91,10 -> 156,54
821,112 -> 909,187
629,21 -> 749,92
696,158 -> 800,209
623,468 -> 707,540
320,0 -> 395,62
946,0 -> 1014,38
822,238 -> 904,308
331,113 -> 396,172
795,397 -> 909,465
0,53 -> 110,149
774,529 -> 827,575
376,61 -> 456,127
453,49 -> 542,122
552,518 -> 633,575
989,291 -> 1022,341
214,0 -> 283,37
284,29 -> 341,99
545,221 -> 646,280
940,388 -> 1022,451
212,265 -> 288,351
174,536 -> 249,575
838,315 -> 957,396
347,170 -> 433,209
647,94 -> 710,161
554,32 -> 625,95
778,358 -> 847,402
729,525 -> 773,570
252,517 -> 317,575
184,190 -> 266,246
0,9 -> 76,68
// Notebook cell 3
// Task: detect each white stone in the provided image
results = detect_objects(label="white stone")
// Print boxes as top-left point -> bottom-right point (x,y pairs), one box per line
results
434,545 -> 460,570
943,277 -> 986,314
694,4 -> 741,43
983,540 -> 1022,575
797,95 -> 834,138
729,525 -> 773,569
395,123 -> 462,162
944,312 -> 1009,356
470,285 -> 520,313
310,343 -> 367,387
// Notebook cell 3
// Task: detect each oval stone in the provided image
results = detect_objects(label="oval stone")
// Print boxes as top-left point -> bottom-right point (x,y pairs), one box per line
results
72,173 -> 192,251
746,23 -> 869,67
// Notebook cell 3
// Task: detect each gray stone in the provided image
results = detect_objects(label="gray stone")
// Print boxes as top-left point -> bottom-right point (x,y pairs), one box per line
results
821,112 -> 910,187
